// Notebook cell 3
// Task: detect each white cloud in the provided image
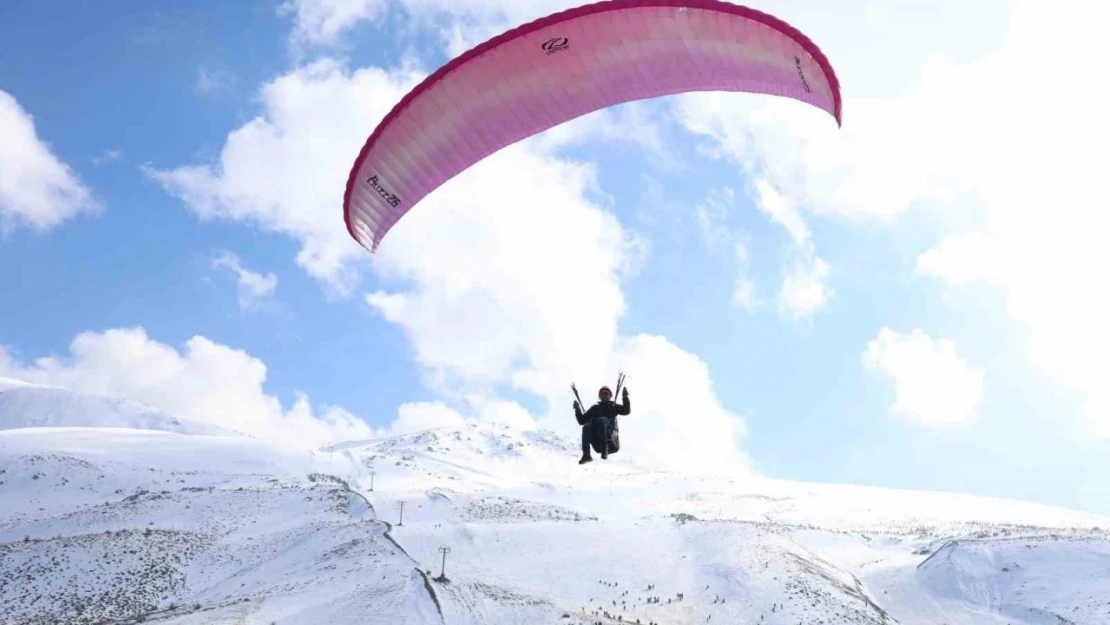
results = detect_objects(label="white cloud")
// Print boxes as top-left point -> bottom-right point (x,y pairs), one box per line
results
360,136 -> 749,473
673,0 -> 1110,437
92,149 -> 122,165
323,90 -> 746,472
282,0 -> 388,49
0,327 -> 371,449
372,396 -> 538,440
422,0 -> 607,61
863,327 -> 984,427
748,179 -> 831,320
149,3 -> 773,472
380,401 -> 469,436
919,221 -> 1110,438
602,334 -> 751,473
691,189 -> 762,314
283,0 -> 585,53
471,396 -> 537,431
752,178 -> 810,245
694,187 -> 737,254
212,250 -> 278,309
779,253 -> 832,322
671,0 -> 1011,225
400,0 -> 582,27
916,231 -> 1001,288
669,1 -> 1016,321
196,66 -> 235,95
0,90 -> 100,233
364,141 -> 631,391
732,242 -> 757,312
688,158 -> 831,321
147,59 -> 425,294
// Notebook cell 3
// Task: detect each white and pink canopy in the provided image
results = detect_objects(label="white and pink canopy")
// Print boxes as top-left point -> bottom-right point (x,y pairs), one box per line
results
345,0 -> 842,252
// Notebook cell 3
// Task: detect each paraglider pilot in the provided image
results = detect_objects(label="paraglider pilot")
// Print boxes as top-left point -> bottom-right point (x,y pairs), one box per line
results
575,385 -> 630,464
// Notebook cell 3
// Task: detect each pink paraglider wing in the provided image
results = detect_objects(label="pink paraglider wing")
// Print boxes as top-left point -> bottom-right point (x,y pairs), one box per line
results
345,0 -> 842,252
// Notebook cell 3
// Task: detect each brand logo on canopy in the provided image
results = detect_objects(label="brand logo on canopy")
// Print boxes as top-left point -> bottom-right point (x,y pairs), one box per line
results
542,37 -> 570,54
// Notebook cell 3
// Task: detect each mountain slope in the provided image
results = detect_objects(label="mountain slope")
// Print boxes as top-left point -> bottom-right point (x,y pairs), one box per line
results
339,423 -> 1110,625
0,427 -> 441,625
2,394 -> 1108,625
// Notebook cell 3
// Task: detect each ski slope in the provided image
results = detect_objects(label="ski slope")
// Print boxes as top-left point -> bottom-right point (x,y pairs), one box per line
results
2,383 -> 1108,624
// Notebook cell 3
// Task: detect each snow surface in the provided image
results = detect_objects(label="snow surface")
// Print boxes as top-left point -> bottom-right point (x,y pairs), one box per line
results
2,384 -> 1109,624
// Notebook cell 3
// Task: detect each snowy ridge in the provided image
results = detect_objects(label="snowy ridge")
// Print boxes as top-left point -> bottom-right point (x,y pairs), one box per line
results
328,422 -> 579,461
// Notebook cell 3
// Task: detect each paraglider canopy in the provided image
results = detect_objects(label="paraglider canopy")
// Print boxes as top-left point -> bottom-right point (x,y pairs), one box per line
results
344,0 -> 842,253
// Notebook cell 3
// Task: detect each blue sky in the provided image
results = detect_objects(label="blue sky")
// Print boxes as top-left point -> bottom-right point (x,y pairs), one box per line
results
2,0 -> 1108,516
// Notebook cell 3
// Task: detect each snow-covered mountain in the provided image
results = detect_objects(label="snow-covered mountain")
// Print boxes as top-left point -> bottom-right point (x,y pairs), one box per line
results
336,425 -> 1110,625
0,377 -> 235,436
1,427 -> 435,625
2,383 -> 1109,625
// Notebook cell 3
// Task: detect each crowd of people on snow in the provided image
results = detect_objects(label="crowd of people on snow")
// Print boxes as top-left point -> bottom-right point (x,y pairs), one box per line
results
568,578 -> 785,625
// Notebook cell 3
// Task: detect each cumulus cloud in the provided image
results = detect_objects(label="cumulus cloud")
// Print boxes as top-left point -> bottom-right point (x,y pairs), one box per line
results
732,243 -> 757,312
196,66 -> 236,95
779,254 -> 832,322
149,5 -> 659,297
674,0 -> 1110,436
916,231 -> 1001,289
372,396 -> 537,440
365,142 -> 631,391
321,70 -> 745,471
283,0 -> 584,53
380,401 -> 469,437
152,66 -> 748,469
0,89 -> 100,233
751,179 -> 832,320
0,327 -> 371,449
910,0 -> 1110,439
669,1 -> 1019,319
672,0 -> 1010,225
693,183 -> 829,320
694,187 -> 739,254
606,334 -> 750,472
368,334 -> 753,476
425,0 -> 604,58
362,133 -> 748,473
400,0 -> 583,28
212,250 -> 278,309
149,1 -> 765,473
92,149 -> 123,165
146,59 -> 425,294
752,178 -> 810,245
919,221 -> 1110,438
282,0 -> 388,49
863,328 -> 984,427
687,160 -> 832,322
691,189 -> 762,314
